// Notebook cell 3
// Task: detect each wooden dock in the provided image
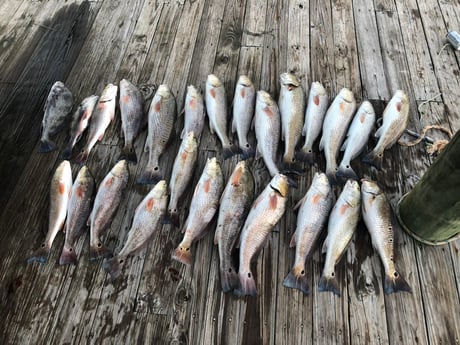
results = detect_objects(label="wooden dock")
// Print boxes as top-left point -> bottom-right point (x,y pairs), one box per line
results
1,0 -> 459,344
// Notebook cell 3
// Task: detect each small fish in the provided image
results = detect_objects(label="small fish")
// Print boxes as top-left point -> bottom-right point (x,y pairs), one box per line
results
236,174 -> 289,297
89,160 -> 129,260
167,132 -> 198,227
319,179 -> 361,296
62,95 -> 99,159
215,161 -> 254,292
297,82 -> 329,164
319,88 -> 357,184
74,83 -> 118,164
28,160 -> 73,263
254,90 -> 281,177
59,166 -> 95,265
138,84 -> 176,184
205,74 -> 238,159
172,157 -> 224,266
119,79 -> 145,164
278,73 -> 306,166
361,179 -> 412,294
39,81 -> 73,153
182,85 -> 205,140
363,90 -> 410,170
337,101 -> 376,181
283,172 -> 332,295
103,180 -> 168,280
232,75 -> 256,159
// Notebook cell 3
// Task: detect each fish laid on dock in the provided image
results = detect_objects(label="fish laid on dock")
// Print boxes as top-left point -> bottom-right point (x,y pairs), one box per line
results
182,85 -> 205,141
39,81 -> 73,153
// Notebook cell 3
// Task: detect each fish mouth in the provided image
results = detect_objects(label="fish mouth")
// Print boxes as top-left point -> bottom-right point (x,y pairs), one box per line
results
238,76 -> 252,87
207,74 -> 222,87
280,73 -> 300,87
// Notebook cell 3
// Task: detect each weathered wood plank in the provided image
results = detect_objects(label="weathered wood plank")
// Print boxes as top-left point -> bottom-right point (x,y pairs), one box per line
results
241,0 -> 268,47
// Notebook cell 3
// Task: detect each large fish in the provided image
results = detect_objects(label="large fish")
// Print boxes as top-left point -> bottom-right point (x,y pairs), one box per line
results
361,179 -> 412,294
319,179 -> 361,296
172,157 -> 224,266
205,74 -> 238,159
89,160 -> 129,260
214,161 -> 254,292
283,172 -> 332,295
182,85 -> 205,140
74,83 -> 118,164
278,73 -> 306,167
103,180 -> 168,280
59,166 -> 95,265
27,160 -> 73,263
119,79 -> 145,164
319,88 -> 356,184
236,174 -> 289,297
337,101 -> 376,180
297,82 -> 329,164
232,75 -> 256,159
62,95 -> 99,159
254,90 -> 280,177
138,84 -> 176,184
39,81 -> 73,153
167,132 -> 198,226
363,90 -> 410,170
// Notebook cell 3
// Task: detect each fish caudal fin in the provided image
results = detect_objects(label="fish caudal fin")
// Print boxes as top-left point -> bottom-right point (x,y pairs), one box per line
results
384,271 -> 412,294
172,245 -> 193,266
282,270 -> 310,295
234,270 -> 257,297
89,242 -> 113,261
336,164 -> 359,181
119,145 -> 137,164
27,244 -> 50,264
102,256 -> 125,281
163,210 -> 180,228
38,139 -> 58,153
137,166 -> 162,185
222,144 -> 240,160
318,274 -> 341,296
74,150 -> 89,165
295,148 -> 315,165
240,145 -> 256,160
362,150 -> 383,170
220,265 -> 239,293
61,145 -> 73,160
325,167 -> 338,185
59,246 -> 78,265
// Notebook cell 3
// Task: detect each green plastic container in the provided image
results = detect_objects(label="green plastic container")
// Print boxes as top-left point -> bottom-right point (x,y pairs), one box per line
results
397,130 -> 460,245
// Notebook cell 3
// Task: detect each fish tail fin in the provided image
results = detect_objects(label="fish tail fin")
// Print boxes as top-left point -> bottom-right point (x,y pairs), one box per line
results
362,150 -> 383,170
172,245 -> 193,266
336,163 -> 359,181
384,271 -> 412,294
222,144 -> 240,160
102,256 -> 124,281
234,270 -> 257,297
240,145 -> 256,160
282,270 -> 310,295
27,244 -> 50,264
325,167 -> 338,185
89,241 -> 113,261
220,265 -> 239,293
61,144 -> 73,160
74,150 -> 89,165
318,274 -> 341,296
137,166 -> 162,185
59,245 -> 78,265
163,210 -> 180,228
119,145 -> 137,164
38,139 -> 58,153
295,148 -> 315,165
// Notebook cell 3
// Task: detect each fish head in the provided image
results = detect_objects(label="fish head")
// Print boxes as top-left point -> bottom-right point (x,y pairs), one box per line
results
311,82 -> 327,96
111,160 -> 129,179
238,75 -> 253,88
270,174 -> 289,197
360,179 -> 382,196
207,74 -> 223,88
338,88 -> 355,104
312,172 -> 331,196
152,180 -> 168,198
392,90 -> 410,115
77,165 -> 93,180
187,85 -> 201,99
156,84 -> 172,98
57,160 -> 72,176
205,157 -> 222,177
360,101 -> 375,115
280,73 -> 301,91
100,83 -> 118,101
231,161 -> 252,187
256,90 -> 275,107
342,179 -> 361,207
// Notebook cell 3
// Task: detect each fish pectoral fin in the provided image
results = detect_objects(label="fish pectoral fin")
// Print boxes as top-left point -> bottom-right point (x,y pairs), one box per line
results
231,116 -> 236,134
321,237 -> 328,254
375,126 -> 383,138
319,136 -> 325,151
203,207 -> 216,224
293,195 -> 306,211
340,138 -> 349,151
289,232 -> 296,248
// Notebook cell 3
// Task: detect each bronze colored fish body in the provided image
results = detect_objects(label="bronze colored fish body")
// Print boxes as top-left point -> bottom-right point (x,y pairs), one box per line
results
254,90 -> 280,177
232,75 -> 256,159
39,81 -> 73,153
278,73 -> 306,165
75,83 -> 118,164
361,179 -> 411,294
172,157 -> 224,266
236,174 -> 289,297
319,179 -> 361,296
139,84 -> 176,184
28,160 -> 73,263
297,82 -> 329,164
337,101 -> 376,180
363,90 -> 410,170
215,161 -> 254,292
283,172 -> 332,294
62,95 -> 99,159
119,79 -> 144,164
205,74 -> 237,159
103,180 -> 168,280
89,160 -> 129,260
59,166 -> 95,265
182,85 -> 205,140
319,88 -> 357,184
167,132 -> 199,226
